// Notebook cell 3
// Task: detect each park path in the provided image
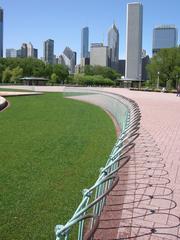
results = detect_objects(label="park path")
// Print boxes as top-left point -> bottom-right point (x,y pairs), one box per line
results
93,88 -> 180,240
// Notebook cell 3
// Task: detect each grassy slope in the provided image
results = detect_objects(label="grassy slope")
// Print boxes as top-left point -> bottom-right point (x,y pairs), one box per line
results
0,93 -> 116,240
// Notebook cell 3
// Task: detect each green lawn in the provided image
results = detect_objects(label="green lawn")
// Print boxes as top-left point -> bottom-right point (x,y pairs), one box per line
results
0,93 -> 116,240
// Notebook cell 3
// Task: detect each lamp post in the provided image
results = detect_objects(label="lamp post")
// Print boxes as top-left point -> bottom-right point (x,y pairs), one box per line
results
157,71 -> 160,89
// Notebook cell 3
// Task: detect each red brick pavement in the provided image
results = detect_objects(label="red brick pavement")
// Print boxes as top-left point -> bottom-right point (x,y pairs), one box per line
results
93,89 -> 180,240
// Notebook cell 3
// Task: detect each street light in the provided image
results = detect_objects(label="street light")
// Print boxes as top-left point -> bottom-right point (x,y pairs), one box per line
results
157,71 -> 160,89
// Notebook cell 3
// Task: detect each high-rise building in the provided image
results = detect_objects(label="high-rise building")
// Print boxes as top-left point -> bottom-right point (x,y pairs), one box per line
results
17,49 -> 22,57
125,2 -> 143,81
6,48 -> 17,58
43,39 -> 54,64
81,27 -> 89,58
90,43 -> 108,67
34,48 -> 38,59
27,42 -> 34,58
21,43 -> 28,58
142,55 -> 150,80
61,47 -> 77,74
58,54 -> 66,65
108,23 -> 119,69
0,7 -> 3,57
152,25 -> 178,55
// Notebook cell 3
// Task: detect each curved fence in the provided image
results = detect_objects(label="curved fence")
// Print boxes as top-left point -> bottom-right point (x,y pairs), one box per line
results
55,88 -> 141,240
0,96 -> 8,111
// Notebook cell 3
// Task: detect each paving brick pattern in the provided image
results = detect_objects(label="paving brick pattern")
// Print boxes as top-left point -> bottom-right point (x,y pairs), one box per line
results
93,89 -> 180,240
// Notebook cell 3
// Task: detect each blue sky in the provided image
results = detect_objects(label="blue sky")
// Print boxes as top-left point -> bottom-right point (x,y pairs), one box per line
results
1,0 -> 180,62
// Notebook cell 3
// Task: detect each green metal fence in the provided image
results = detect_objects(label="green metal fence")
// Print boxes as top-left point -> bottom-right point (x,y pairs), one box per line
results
55,88 -> 141,240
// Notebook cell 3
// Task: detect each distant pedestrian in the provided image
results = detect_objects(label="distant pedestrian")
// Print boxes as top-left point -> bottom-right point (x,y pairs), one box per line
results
177,85 -> 180,97
161,87 -> 166,93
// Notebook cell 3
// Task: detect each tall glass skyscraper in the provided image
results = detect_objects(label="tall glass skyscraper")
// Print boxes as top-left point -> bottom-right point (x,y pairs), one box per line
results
62,47 -> 76,74
125,2 -> 143,80
108,23 -> 119,69
153,25 -> 178,55
0,7 -> 3,57
81,27 -> 89,58
43,39 -> 54,64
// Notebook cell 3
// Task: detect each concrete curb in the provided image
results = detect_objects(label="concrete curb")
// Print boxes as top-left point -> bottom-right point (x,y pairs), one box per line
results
0,96 -> 8,111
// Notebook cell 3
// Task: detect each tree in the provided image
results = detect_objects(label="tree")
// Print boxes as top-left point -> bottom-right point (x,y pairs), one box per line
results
84,65 -> 120,81
44,64 -> 53,78
50,73 -> 58,85
84,65 -> 94,75
11,66 -> 23,83
146,47 -> 180,89
2,67 -> 12,83
53,64 -> 69,84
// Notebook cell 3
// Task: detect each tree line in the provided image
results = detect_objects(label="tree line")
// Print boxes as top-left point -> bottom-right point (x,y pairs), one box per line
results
146,47 -> 180,89
0,58 -> 121,86
0,58 -> 69,84
69,65 -> 121,86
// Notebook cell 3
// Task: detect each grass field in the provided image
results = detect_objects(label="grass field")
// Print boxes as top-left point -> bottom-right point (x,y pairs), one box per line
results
0,93 -> 116,240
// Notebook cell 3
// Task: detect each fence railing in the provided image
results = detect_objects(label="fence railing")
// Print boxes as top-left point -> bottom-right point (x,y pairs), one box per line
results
55,88 -> 141,240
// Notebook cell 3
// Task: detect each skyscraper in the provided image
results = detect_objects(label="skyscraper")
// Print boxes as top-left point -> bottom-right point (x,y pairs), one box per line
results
27,42 -> 34,58
43,39 -> 54,64
108,23 -> 119,69
81,27 -> 89,58
152,25 -> 178,55
33,48 -> 38,59
125,2 -> 143,81
61,47 -> 76,74
0,7 -> 3,57
21,43 -> 28,58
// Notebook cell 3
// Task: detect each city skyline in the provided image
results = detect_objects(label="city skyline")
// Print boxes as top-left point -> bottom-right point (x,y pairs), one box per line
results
1,0 -> 180,62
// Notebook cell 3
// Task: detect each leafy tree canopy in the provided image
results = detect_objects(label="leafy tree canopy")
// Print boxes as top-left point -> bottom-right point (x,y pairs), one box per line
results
0,58 -> 69,83
146,47 -> 180,89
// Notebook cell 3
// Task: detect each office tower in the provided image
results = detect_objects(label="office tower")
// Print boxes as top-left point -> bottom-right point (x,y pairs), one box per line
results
6,48 -> 17,58
90,43 -> 108,67
125,2 -> 143,80
153,25 -> 178,55
118,60 -> 126,76
0,7 -> 3,57
34,48 -> 38,59
17,49 -> 22,57
81,27 -> 89,58
27,42 -> 34,57
142,55 -> 150,80
43,39 -> 54,64
58,54 -> 66,65
61,47 -> 76,74
108,23 -> 119,69
21,43 -> 28,58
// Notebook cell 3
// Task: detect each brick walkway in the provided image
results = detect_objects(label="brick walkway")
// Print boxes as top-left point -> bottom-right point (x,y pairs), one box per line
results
93,89 -> 180,239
